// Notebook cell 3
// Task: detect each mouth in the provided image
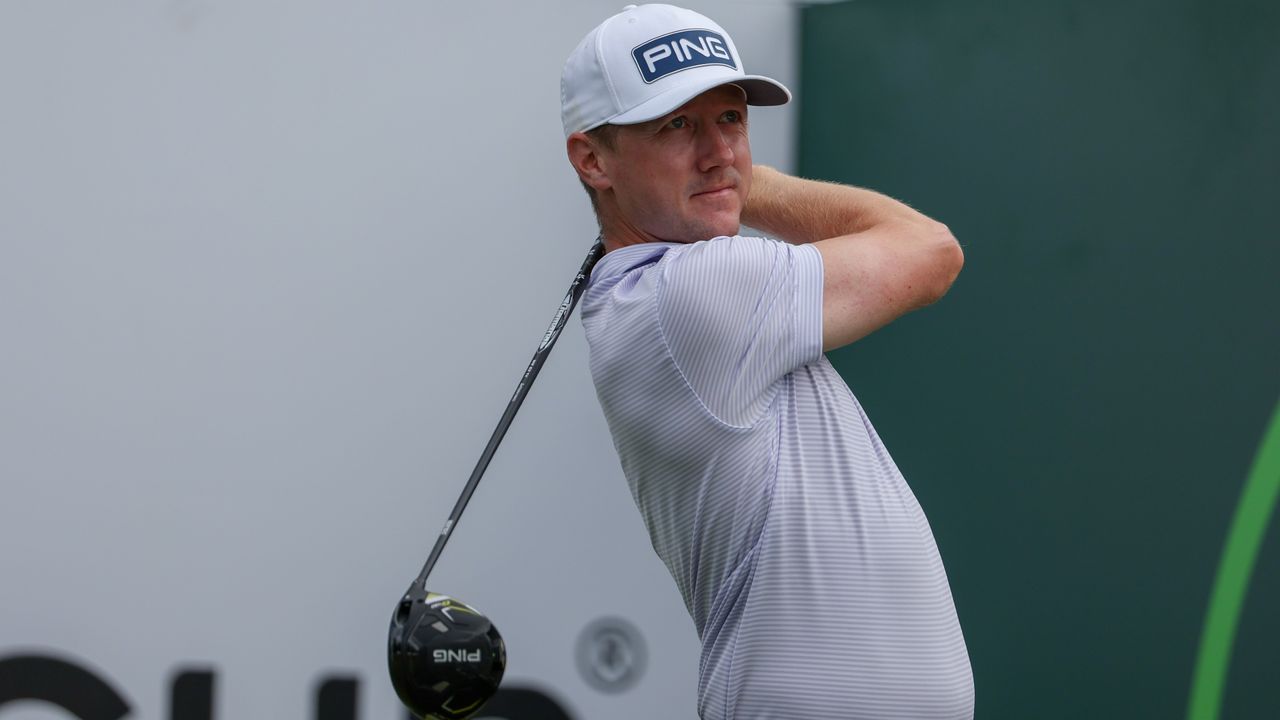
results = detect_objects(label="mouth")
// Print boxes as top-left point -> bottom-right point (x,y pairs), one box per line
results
691,185 -> 736,200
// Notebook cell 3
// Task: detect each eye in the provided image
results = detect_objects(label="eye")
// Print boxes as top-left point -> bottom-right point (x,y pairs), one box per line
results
721,109 -> 743,123
667,116 -> 689,130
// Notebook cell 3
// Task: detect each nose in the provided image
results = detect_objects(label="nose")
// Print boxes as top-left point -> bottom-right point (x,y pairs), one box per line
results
695,123 -> 735,172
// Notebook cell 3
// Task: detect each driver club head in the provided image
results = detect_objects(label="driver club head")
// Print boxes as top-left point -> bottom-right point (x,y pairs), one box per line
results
387,591 -> 506,720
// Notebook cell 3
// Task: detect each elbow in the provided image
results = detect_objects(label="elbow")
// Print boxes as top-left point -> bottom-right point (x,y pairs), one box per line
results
940,223 -> 964,286
922,222 -> 964,305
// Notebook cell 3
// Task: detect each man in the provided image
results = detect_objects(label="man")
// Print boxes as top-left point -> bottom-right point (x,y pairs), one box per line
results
562,5 -> 973,718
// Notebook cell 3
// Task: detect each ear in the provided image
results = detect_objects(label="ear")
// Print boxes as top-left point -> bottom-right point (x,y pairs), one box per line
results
566,131 -> 613,193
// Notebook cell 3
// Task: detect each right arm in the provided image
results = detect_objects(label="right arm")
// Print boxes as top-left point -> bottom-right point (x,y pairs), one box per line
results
742,165 -> 964,352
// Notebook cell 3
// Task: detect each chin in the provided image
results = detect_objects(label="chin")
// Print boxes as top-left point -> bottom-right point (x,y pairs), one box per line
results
674,227 -> 735,244
707,218 -> 742,240
684,214 -> 741,242
715,224 -> 741,239
658,209 -> 742,244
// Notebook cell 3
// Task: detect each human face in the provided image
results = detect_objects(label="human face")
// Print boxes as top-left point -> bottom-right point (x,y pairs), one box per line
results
601,85 -> 752,244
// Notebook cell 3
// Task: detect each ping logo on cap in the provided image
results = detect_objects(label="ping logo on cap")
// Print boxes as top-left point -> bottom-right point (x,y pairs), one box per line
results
632,29 -> 736,83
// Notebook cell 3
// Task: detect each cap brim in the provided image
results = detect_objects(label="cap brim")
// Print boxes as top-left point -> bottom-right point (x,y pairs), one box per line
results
604,74 -> 790,128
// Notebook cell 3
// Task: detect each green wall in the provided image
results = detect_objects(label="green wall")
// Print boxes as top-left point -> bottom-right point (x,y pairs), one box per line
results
797,1 -> 1280,717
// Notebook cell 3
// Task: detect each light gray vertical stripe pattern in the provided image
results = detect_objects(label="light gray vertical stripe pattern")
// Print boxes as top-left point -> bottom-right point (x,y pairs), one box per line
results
581,236 -> 973,719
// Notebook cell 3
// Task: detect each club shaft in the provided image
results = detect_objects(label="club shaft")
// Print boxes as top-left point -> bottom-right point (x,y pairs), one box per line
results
411,239 -> 605,591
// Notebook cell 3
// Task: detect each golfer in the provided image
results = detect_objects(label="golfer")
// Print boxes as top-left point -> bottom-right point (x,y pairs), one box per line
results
563,5 -> 974,718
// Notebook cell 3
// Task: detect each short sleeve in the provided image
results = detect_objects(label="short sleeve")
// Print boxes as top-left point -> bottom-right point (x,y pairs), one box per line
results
656,235 -> 824,427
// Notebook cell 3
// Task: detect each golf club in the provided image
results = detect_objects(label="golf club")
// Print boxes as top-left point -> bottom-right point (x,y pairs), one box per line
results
388,237 -> 605,719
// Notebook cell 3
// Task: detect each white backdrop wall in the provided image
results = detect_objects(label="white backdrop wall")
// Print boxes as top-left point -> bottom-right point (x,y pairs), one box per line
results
0,1 -> 798,718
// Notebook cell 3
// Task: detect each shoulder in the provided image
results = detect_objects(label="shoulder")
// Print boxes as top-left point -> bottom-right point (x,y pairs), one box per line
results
662,234 -> 783,268
660,234 -> 784,285
657,235 -> 819,304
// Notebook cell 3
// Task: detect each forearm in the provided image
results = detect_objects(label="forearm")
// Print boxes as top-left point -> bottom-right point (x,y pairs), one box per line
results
742,165 -> 938,244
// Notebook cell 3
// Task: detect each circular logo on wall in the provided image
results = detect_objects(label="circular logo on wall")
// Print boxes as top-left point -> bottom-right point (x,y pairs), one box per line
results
574,616 -> 647,694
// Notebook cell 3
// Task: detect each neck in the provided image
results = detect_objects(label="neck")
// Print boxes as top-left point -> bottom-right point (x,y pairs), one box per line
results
597,204 -> 659,253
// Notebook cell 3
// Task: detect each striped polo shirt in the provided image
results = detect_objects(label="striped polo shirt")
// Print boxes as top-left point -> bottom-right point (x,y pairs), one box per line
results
581,235 -> 973,719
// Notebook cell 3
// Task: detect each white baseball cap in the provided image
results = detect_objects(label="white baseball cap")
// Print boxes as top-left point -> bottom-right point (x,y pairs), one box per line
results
560,3 -> 791,138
